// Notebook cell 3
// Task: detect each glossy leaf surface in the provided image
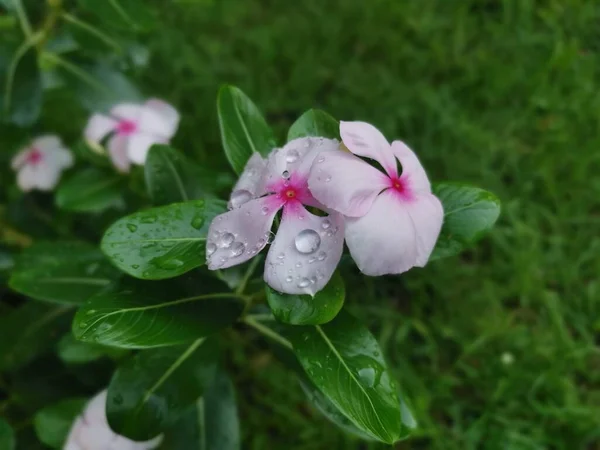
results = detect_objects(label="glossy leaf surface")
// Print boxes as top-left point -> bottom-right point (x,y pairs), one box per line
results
33,398 -> 86,449
287,109 -> 339,141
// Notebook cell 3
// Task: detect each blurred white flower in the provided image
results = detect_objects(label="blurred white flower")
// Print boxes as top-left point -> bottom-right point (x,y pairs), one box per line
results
84,99 -> 180,172
64,390 -> 162,450
501,352 -> 515,365
11,135 -> 73,192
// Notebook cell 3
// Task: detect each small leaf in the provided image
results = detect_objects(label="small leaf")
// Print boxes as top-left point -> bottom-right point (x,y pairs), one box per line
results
0,418 -> 15,450
162,370 -> 240,450
73,277 -> 244,348
9,241 -> 118,304
287,109 -> 339,141
0,303 -> 72,371
101,199 -> 225,279
266,272 -> 345,325
286,310 -> 408,444
33,398 -> 86,449
107,338 -> 218,441
431,183 -> 501,261
144,145 -> 205,205
57,333 -> 127,364
217,85 -> 276,174
56,168 -> 124,213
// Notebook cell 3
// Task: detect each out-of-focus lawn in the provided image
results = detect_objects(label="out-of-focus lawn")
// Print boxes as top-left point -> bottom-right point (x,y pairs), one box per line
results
90,0 -> 600,448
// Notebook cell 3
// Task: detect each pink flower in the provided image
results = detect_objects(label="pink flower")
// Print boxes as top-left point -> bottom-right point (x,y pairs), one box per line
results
308,121 -> 443,276
206,137 -> 344,295
11,135 -> 73,192
64,390 -> 162,450
84,99 -> 180,172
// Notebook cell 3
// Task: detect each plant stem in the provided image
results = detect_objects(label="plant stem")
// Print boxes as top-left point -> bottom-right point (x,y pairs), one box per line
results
4,32 -> 42,114
13,0 -> 33,38
243,315 -> 293,350
61,12 -> 122,52
236,256 -> 262,296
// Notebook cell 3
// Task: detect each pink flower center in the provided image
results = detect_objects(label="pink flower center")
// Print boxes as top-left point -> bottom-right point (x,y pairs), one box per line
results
265,172 -> 315,213
388,176 -> 414,201
26,148 -> 43,165
116,119 -> 137,135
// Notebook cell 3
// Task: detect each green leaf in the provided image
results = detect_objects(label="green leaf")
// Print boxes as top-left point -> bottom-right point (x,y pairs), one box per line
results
266,272 -> 345,325
144,145 -> 205,205
287,109 -> 339,141
57,333 -> 127,364
0,419 -> 15,450
430,183 -> 501,261
9,241 -> 118,304
0,303 -> 72,371
33,398 -> 86,449
56,168 -> 124,213
217,85 -> 276,174
0,42 -> 42,126
107,338 -> 218,441
101,199 -> 225,279
162,370 -> 240,450
73,277 -> 244,348
78,0 -> 157,31
286,310 -> 408,444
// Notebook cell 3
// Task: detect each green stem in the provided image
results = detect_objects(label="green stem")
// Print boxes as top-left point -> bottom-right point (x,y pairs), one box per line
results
243,315 -> 293,350
61,12 -> 122,52
41,52 -> 110,93
4,32 -> 42,114
236,256 -> 262,296
13,0 -> 32,38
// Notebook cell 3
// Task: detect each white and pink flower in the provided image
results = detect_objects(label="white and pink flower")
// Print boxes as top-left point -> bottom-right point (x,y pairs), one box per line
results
308,121 -> 444,276
206,137 -> 345,296
64,390 -> 162,450
11,135 -> 73,192
84,99 -> 180,172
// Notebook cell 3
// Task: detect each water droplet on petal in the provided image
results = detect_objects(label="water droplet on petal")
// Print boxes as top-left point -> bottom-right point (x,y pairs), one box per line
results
298,278 -> 311,288
317,251 -> 327,261
325,176 -> 332,182
295,262 -> 303,268
206,243 -> 217,256
286,276 -> 293,283
229,189 -> 253,209
261,206 -> 269,215
230,242 -> 245,257
257,238 -> 266,247
321,219 -> 331,230
282,170 -> 290,179
317,156 -> 325,163
295,229 -> 321,254
219,232 -> 235,248
277,253 -> 285,260
266,231 -> 275,243
286,149 -> 299,163
310,276 -> 318,285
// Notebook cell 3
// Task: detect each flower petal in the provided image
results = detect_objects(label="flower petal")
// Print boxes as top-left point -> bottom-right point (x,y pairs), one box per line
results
108,135 -> 131,173
32,135 -> 62,151
84,114 -> 117,144
340,121 -> 397,177
144,99 -> 180,139
126,133 -> 164,165
404,193 -> 444,266
44,145 -> 74,169
206,196 -> 282,270
230,152 -> 268,203
392,140 -> 432,194
264,203 -> 344,295
34,162 -> 62,191
345,190 -> 418,276
308,149 -> 390,217
110,103 -> 143,121
16,165 -> 37,191
11,149 -> 29,170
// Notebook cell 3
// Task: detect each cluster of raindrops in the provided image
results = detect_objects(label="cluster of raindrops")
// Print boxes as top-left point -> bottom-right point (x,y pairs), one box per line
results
207,227 -> 275,267
228,189 -> 252,210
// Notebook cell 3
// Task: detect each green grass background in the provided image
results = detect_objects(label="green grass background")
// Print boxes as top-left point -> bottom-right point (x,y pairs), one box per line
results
18,0 -> 600,448
139,1 -> 600,449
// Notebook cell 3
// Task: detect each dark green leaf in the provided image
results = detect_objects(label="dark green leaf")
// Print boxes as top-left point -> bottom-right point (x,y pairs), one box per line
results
57,333 -> 127,364
73,277 -> 244,348
287,109 -> 339,141
78,0 -> 156,31
101,199 -> 225,279
33,398 -> 86,449
107,338 -> 218,441
9,241 -> 118,304
217,85 -> 276,174
55,168 -> 124,213
0,419 -> 15,450
286,310 -> 408,444
162,370 -> 240,450
430,183 -> 501,261
266,272 -> 345,325
0,303 -> 72,371
144,145 -> 206,205
0,43 -> 42,126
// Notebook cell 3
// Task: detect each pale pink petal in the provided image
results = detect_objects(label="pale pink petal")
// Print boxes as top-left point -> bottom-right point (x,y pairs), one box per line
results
229,152 -> 268,205
137,103 -> 177,140
44,145 -> 73,169
32,135 -> 61,151
108,135 -> 131,173
391,140 -> 432,194
110,103 -> 143,121
340,121 -> 397,177
63,418 -> 84,450
126,133 -> 164,165
345,190 -> 418,276
34,162 -> 62,191
404,193 -> 444,266
144,99 -> 180,138
16,165 -> 36,191
206,196 -> 283,270
84,390 -> 108,423
84,114 -> 117,144
308,149 -> 390,217
264,203 -> 344,295
11,148 -> 29,170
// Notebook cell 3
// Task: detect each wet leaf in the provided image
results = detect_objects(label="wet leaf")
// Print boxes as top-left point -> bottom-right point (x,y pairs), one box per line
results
287,109 -> 339,141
